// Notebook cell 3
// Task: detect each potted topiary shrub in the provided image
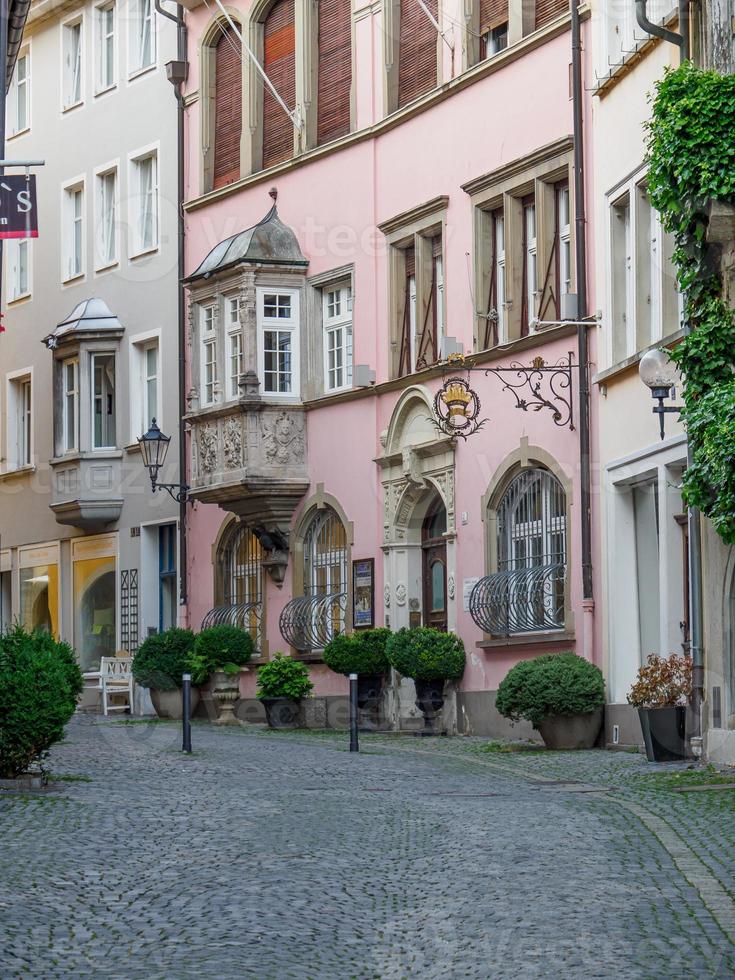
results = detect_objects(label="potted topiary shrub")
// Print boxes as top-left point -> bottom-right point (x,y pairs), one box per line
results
628,653 -> 692,762
0,626 -> 83,784
190,625 -> 253,726
495,652 -> 605,749
324,628 -> 391,724
131,627 -> 197,719
256,653 -> 313,729
386,627 -> 465,733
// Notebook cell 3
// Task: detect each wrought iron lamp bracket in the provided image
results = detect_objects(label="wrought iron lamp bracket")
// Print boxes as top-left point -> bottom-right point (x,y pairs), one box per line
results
151,480 -> 190,504
483,351 -> 576,431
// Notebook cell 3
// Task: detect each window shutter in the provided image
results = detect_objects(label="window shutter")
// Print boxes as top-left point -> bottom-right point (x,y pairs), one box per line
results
534,0 -> 567,30
317,0 -> 351,146
398,0 -> 438,109
479,0 -> 508,32
263,0 -> 296,169
213,25 -> 243,190
398,246 -> 415,377
416,237 -> 441,370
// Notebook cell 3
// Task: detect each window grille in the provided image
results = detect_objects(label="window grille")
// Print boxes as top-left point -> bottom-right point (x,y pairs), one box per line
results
470,468 -> 566,634
279,507 -> 347,650
208,525 -> 264,653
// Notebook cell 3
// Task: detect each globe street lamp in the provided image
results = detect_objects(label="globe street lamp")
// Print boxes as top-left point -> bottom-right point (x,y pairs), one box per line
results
137,418 -> 189,503
639,348 -> 680,440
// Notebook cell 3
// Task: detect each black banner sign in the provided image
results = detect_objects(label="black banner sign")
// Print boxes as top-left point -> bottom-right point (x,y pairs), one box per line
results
0,176 -> 38,239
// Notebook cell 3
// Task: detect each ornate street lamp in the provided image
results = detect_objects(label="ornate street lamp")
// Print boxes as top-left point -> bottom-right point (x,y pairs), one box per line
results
639,348 -> 680,440
137,418 -> 189,503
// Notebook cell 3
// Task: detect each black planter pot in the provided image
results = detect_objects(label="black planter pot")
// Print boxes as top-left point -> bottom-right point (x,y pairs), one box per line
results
262,697 -> 301,729
414,678 -> 445,735
638,706 -> 688,762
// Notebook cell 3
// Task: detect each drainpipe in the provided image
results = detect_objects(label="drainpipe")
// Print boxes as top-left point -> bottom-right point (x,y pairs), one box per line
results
570,2 -> 593,626
157,0 -> 189,610
635,0 -> 689,61
634,2 -> 703,743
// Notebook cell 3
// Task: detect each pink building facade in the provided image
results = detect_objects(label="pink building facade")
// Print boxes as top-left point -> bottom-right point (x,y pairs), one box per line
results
179,0 -> 599,734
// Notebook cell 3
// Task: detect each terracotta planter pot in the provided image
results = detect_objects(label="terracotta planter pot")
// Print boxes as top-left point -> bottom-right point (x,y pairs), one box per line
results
638,706 -> 687,762
537,709 -> 603,750
150,687 -> 200,720
261,697 -> 301,729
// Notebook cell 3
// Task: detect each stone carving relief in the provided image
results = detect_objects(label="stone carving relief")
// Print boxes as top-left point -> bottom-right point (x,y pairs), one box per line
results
448,576 -> 455,600
199,425 -> 218,475
395,583 -> 407,606
384,585 -> 391,608
262,411 -> 305,466
223,417 -> 243,470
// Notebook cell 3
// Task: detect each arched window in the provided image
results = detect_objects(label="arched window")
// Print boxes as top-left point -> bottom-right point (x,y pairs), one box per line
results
398,0 -> 438,108
262,0 -> 296,169
317,0 -> 352,145
279,505 -> 348,650
209,524 -> 264,652
213,24 -> 243,189
471,467 -> 566,635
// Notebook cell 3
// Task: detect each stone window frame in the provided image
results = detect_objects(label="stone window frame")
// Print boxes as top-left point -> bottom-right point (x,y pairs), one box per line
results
240,0 -> 358,177
289,484 -> 355,656
479,437 -> 575,646
463,135 -> 574,350
305,263 -> 354,401
212,514 -> 270,660
379,195 -> 449,381
199,11 -> 245,195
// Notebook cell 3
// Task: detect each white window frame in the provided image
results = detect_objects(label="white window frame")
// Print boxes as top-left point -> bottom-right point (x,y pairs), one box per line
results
557,185 -> 571,298
128,0 -> 157,77
6,238 -> 31,302
90,351 -> 117,450
322,282 -> 353,393
606,168 -> 681,367
200,304 -> 218,407
8,46 -> 30,137
94,162 -> 119,271
225,295 -> 244,400
61,177 -> 86,283
6,368 -> 33,471
61,14 -> 84,111
61,357 -> 80,454
257,287 -> 300,399
128,144 -> 159,257
129,328 -> 161,442
524,201 -> 537,324
95,1 -> 117,93
495,212 -> 505,339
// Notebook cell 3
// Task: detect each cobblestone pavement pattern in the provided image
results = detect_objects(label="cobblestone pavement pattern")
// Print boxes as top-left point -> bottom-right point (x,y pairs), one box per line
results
2,717 -> 735,979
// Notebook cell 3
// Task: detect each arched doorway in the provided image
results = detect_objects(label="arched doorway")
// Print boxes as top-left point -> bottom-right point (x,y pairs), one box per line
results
422,496 -> 447,631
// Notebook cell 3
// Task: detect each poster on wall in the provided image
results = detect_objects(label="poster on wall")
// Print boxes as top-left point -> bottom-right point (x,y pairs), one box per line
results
352,558 -> 375,629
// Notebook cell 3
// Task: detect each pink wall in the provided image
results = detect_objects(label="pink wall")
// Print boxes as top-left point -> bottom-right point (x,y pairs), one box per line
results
182,5 -> 600,698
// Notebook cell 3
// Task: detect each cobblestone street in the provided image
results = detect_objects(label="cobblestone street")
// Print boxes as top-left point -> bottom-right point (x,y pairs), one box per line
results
2,717 -> 735,979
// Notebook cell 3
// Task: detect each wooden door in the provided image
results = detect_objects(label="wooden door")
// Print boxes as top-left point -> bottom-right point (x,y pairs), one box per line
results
422,498 -> 447,631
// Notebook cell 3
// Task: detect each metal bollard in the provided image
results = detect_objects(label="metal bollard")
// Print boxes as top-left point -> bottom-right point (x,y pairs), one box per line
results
349,673 -> 359,753
182,673 -> 192,754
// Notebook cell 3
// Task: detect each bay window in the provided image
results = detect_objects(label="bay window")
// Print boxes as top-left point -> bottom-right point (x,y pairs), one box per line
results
226,296 -> 243,399
92,353 -> 116,449
62,358 -> 79,453
200,305 -> 217,406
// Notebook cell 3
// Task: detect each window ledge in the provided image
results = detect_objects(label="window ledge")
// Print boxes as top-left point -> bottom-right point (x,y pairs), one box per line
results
62,100 -> 84,114
94,83 -> 117,98
62,271 -> 86,286
476,630 -> 575,650
94,259 -> 119,275
593,329 -> 684,387
8,293 -> 31,306
128,63 -> 156,82
50,450 -> 123,466
129,245 -> 159,261
7,127 -> 30,140
0,464 -> 36,482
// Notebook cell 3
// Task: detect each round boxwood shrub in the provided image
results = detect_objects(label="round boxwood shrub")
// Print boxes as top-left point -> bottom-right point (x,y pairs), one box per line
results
131,627 -> 195,691
256,653 -> 313,701
190,625 -> 253,684
495,652 -> 605,728
323,628 -> 392,677
386,627 -> 465,682
0,626 -> 84,778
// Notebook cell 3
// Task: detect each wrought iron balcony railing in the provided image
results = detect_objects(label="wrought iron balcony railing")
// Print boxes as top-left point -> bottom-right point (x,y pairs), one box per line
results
201,601 -> 262,654
469,563 -> 566,635
279,592 -> 346,651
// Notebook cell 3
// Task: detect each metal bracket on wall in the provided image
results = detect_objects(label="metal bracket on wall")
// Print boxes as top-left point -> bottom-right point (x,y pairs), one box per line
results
484,352 -> 576,431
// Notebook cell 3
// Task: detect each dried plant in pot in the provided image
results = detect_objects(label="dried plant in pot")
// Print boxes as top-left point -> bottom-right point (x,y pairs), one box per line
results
628,654 -> 693,762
